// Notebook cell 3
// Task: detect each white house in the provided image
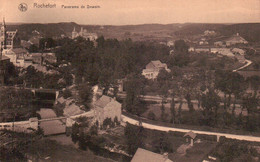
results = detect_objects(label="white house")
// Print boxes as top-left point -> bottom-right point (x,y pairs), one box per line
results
142,60 -> 171,80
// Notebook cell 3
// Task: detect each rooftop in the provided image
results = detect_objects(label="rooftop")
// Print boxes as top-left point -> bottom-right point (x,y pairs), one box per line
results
0,55 -> 10,61
131,148 -> 172,162
184,131 -> 197,139
94,95 -> 114,108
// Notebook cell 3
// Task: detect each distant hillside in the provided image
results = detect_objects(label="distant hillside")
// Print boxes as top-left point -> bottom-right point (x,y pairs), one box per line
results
218,23 -> 260,42
174,23 -> 260,42
6,22 -> 80,40
174,23 -> 226,36
6,22 -> 260,42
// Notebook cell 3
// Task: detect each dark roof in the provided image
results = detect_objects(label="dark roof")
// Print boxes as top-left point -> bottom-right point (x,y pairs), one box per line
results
11,48 -> 28,54
184,131 -> 197,139
131,148 -> 172,162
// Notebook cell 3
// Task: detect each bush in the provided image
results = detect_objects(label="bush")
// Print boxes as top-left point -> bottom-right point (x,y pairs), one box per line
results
63,89 -> 72,99
147,111 -> 156,120
114,116 -> 120,125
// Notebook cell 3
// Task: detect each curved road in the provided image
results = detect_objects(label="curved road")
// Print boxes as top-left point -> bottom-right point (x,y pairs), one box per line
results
232,59 -> 252,72
121,115 -> 260,142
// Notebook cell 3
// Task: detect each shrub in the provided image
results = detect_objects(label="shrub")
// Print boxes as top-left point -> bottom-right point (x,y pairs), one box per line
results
147,111 -> 156,120
63,89 -> 72,99
114,116 -> 120,125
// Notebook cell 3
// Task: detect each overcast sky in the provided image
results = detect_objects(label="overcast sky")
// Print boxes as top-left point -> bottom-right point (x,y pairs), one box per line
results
1,0 -> 260,25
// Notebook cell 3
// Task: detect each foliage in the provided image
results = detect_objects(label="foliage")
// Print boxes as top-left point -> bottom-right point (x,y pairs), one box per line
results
200,89 -> 221,126
124,123 -> 145,155
123,73 -> 147,115
62,89 -> 72,99
147,111 -> 156,120
103,118 -> 115,129
78,83 -> 93,110
212,139 -> 259,162
0,87 -> 35,121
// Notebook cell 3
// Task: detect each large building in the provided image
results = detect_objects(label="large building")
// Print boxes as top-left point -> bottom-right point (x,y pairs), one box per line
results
0,18 -> 20,50
142,60 -> 171,80
72,27 -> 98,41
93,95 -> 121,126
225,33 -> 248,46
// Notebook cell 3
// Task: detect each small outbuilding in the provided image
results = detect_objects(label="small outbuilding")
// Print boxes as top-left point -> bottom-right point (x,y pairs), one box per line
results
184,131 -> 197,146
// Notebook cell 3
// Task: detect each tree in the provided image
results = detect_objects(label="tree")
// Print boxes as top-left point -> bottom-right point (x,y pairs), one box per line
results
78,83 -> 93,111
147,111 -> 156,120
124,123 -> 145,155
174,40 -> 189,54
241,94 -> 259,131
246,75 -> 260,96
170,96 -> 176,124
0,87 -> 34,122
124,73 -> 146,115
22,66 -> 44,88
28,44 -> 39,53
201,89 -> 221,127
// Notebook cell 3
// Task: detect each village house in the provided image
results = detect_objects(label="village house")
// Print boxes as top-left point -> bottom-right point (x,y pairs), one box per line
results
204,30 -> 216,36
184,131 -> 197,146
214,41 -> 225,47
142,60 -> 171,80
93,95 -> 122,126
225,33 -> 248,46
211,48 -> 235,57
232,48 -> 245,55
2,48 -> 33,67
72,27 -> 98,41
31,52 -> 57,65
131,148 -> 173,162
167,40 -> 174,47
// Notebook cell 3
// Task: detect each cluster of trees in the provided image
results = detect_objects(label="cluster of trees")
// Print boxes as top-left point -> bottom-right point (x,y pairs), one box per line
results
144,66 -> 260,131
213,139 -> 259,162
55,36 -> 170,92
0,88 -> 37,122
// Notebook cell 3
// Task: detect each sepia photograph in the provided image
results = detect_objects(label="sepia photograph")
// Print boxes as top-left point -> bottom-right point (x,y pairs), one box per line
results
0,0 -> 260,161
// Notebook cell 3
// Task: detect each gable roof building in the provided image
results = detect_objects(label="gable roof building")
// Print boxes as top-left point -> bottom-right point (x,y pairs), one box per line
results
131,148 -> 173,162
94,95 -> 122,126
225,33 -> 248,46
142,60 -> 171,80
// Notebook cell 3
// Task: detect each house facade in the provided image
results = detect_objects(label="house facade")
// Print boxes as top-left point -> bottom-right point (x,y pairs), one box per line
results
142,60 -> 171,80
93,95 -> 122,126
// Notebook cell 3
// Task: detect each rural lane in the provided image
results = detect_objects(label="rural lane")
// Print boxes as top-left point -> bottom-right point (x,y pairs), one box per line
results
121,115 -> 260,142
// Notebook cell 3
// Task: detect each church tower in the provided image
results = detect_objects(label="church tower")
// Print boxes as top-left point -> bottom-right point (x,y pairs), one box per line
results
72,27 -> 78,39
0,17 -> 7,50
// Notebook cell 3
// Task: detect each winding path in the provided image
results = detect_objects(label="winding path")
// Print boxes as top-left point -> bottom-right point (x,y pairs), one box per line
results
232,59 -> 252,72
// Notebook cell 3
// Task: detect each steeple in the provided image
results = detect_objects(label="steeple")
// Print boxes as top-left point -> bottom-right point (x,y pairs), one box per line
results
1,17 -> 7,49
